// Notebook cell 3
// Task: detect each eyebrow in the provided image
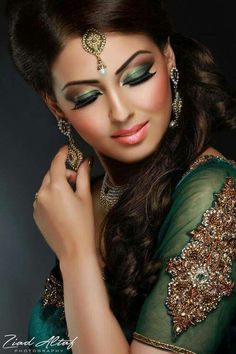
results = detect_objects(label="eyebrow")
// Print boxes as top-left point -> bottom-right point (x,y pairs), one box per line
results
61,50 -> 152,91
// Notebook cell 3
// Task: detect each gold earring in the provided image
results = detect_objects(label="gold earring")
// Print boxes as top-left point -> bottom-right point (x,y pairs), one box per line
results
169,67 -> 183,128
57,118 -> 84,171
81,28 -> 107,75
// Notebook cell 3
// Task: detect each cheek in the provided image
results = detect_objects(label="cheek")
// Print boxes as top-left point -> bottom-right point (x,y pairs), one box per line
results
133,70 -> 172,113
66,112 -> 106,144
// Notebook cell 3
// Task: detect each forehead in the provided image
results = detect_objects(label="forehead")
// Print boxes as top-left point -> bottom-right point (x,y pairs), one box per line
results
51,32 -> 159,83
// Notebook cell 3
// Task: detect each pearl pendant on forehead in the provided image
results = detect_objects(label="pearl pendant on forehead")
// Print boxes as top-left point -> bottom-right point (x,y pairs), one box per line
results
97,57 -> 107,75
98,66 -> 107,75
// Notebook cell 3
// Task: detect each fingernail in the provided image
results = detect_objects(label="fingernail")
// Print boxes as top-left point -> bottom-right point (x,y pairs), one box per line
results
88,155 -> 94,167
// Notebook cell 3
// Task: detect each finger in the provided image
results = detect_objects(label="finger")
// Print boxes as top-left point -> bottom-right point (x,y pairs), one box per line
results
75,156 -> 93,198
33,198 -> 37,210
49,144 -> 68,182
40,169 -> 51,189
66,169 -> 77,185
33,169 -> 51,209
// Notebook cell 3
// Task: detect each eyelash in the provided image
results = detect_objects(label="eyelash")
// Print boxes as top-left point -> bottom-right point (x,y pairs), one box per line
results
71,69 -> 157,110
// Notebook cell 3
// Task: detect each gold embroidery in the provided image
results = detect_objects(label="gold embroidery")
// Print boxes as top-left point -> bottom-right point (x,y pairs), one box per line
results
41,270 -> 106,321
133,332 -> 196,354
182,154 -> 236,179
166,176 -> 236,336
41,273 -> 65,320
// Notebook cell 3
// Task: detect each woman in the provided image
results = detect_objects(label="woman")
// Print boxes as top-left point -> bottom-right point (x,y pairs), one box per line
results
6,0 -> 236,353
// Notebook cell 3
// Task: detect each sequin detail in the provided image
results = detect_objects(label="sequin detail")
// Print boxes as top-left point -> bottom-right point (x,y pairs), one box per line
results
182,154 -> 236,180
166,176 -> 236,336
41,273 -> 65,320
133,332 -> 196,354
41,270 -> 106,321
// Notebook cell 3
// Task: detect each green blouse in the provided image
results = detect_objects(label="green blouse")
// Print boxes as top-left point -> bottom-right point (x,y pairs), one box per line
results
27,155 -> 236,354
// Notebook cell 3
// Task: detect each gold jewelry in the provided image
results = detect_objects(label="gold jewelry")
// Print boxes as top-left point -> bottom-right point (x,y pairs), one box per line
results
81,28 -> 107,75
99,173 -> 129,211
169,67 -> 183,128
57,118 -> 84,171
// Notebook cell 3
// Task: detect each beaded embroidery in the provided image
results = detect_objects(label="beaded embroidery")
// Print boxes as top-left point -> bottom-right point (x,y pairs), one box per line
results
41,273 -> 65,321
41,270 -> 106,321
133,332 -> 196,354
182,154 -> 236,179
166,176 -> 236,336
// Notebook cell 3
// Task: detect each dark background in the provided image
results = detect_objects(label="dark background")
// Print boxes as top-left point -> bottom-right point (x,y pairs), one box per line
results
0,0 -> 235,349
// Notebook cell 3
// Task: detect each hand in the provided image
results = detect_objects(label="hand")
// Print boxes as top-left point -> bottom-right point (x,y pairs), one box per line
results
33,145 -> 96,261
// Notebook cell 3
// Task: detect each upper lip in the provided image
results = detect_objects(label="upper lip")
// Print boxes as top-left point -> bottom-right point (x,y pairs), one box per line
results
111,120 -> 149,137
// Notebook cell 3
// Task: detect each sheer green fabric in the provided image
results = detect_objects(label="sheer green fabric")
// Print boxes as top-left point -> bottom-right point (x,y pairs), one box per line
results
133,157 -> 236,354
27,261 -> 73,353
27,157 -> 236,353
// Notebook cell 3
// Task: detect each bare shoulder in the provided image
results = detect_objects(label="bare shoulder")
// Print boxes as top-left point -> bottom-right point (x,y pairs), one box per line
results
199,146 -> 225,158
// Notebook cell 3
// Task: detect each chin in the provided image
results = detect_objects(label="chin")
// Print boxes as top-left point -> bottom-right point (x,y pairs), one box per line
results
108,144 -> 159,164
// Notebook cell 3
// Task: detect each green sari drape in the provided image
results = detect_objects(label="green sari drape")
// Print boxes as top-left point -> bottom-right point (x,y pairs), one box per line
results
28,155 -> 236,354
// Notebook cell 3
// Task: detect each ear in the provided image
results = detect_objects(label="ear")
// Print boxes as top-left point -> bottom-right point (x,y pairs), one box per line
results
41,92 -> 65,121
163,37 -> 176,72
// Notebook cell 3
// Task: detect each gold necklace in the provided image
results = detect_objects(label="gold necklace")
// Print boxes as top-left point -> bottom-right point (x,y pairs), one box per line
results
99,173 -> 129,211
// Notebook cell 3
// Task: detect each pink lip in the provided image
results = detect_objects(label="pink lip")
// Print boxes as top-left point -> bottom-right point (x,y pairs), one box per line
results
112,121 -> 150,145
111,120 -> 149,137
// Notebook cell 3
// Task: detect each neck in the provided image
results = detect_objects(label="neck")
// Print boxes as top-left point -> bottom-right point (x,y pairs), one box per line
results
95,151 -> 147,185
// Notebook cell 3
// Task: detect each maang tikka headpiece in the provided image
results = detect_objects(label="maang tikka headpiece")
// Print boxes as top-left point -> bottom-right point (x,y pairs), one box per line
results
82,28 -> 129,211
81,28 -> 107,75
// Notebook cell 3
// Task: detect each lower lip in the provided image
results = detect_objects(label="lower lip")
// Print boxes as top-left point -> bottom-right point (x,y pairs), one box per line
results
112,121 -> 150,145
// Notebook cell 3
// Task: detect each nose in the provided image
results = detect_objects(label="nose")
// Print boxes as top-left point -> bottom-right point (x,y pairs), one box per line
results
108,90 -> 134,123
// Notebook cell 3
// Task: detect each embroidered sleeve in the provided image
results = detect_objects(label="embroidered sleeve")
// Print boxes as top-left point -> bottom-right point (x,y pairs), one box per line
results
166,176 -> 236,336
133,170 -> 236,353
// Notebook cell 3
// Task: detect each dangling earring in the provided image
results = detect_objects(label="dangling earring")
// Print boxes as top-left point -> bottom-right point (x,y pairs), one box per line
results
169,67 -> 183,128
57,118 -> 84,171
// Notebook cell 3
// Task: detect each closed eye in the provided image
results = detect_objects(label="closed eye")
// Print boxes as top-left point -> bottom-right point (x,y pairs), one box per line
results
123,70 -> 156,86
71,64 -> 157,110
71,92 -> 102,110
121,61 -> 156,86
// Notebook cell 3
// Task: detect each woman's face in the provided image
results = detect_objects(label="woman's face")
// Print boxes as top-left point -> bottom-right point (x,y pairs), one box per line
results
49,32 -> 176,163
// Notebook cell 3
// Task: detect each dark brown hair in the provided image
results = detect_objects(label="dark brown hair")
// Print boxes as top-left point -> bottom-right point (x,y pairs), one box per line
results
6,0 -> 236,340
